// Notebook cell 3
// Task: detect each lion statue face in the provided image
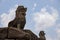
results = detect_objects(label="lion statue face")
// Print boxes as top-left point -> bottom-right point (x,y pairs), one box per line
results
16,11 -> 26,21
15,6 -> 27,21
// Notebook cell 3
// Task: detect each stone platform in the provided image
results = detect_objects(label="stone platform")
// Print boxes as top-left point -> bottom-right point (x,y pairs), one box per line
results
0,27 -> 38,40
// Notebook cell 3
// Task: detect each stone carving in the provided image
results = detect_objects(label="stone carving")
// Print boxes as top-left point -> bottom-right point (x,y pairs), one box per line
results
8,6 -> 27,29
23,30 -> 38,40
8,27 -> 30,39
0,28 -> 8,38
38,31 -> 46,40
0,27 -> 31,40
0,5 -> 46,40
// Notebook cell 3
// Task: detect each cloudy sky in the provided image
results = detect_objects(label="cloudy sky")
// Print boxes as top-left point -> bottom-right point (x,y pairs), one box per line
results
0,0 -> 60,40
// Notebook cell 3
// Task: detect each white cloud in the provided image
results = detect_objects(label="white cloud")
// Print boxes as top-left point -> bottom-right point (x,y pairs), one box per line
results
34,3 -> 37,7
33,7 -> 58,31
56,29 -> 60,40
32,3 -> 37,10
57,29 -> 60,36
0,4 -> 18,27
55,24 -> 60,40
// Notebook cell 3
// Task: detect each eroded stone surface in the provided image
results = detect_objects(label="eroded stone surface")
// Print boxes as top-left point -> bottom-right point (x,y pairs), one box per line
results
0,27 -> 31,40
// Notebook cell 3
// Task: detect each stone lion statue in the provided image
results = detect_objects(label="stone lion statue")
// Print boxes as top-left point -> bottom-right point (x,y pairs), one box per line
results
38,31 -> 46,40
8,6 -> 27,29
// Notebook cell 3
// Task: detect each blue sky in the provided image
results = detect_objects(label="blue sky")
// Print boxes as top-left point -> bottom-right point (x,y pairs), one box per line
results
0,0 -> 60,40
